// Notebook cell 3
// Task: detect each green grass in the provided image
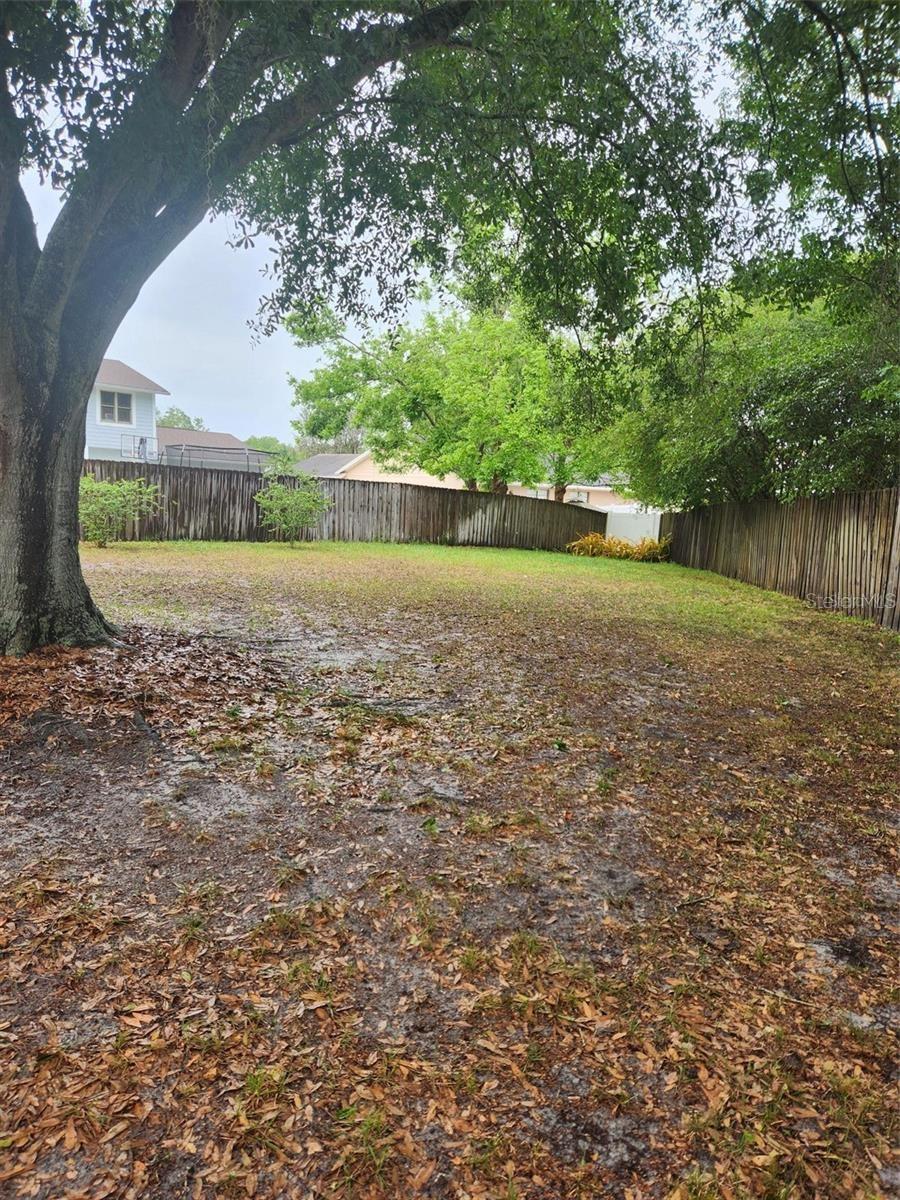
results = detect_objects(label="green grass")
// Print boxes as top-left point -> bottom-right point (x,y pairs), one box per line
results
82,536 -> 893,651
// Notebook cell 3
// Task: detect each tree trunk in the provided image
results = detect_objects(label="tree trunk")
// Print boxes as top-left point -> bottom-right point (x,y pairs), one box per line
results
0,367 -> 115,654
464,478 -> 478,491
553,483 -> 567,502
490,476 -> 508,495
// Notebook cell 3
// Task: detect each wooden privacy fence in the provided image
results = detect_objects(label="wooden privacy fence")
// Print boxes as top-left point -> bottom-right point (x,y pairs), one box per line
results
82,459 -> 606,551
659,488 -> 900,630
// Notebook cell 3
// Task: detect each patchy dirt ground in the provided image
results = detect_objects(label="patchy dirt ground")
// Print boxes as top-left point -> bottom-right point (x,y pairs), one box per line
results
1,541 -> 897,1200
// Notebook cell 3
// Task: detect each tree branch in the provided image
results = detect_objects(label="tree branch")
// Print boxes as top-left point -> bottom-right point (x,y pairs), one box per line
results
22,0 -> 240,341
29,0 -> 482,348
56,0 -> 484,392
211,0 -> 481,173
798,0 -> 862,209
0,21 -> 39,317
155,0 -> 236,108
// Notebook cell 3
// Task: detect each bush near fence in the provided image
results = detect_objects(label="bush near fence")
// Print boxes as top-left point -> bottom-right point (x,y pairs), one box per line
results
568,531 -> 671,562
81,460 -> 607,552
660,488 -> 900,630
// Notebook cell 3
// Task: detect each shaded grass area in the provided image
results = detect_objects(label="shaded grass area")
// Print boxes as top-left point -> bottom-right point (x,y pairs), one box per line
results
0,541 -> 896,1200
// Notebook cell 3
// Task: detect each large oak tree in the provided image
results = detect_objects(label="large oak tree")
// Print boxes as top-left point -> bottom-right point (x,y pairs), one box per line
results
0,0 -> 720,653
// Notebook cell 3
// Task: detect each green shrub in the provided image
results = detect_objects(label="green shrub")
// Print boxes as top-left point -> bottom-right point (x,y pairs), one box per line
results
79,475 -> 160,547
254,474 -> 329,546
567,531 -> 671,561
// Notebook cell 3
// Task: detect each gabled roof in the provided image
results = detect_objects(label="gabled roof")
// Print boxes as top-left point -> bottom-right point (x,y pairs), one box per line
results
296,452 -> 361,477
156,426 -> 248,450
96,358 -> 170,395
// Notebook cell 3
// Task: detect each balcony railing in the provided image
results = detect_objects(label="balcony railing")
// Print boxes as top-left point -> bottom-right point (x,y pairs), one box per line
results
121,434 -> 158,462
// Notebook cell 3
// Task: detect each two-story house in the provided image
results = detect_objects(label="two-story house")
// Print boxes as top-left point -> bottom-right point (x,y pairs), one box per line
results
84,358 -> 169,462
83,358 -> 271,471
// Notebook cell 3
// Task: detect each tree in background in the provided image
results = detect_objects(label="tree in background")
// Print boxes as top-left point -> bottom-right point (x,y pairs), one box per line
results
0,0 -> 719,653
157,406 -> 206,431
540,350 -> 614,501
290,305 -> 607,494
600,303 -> 899,509
245,435 -> 294,457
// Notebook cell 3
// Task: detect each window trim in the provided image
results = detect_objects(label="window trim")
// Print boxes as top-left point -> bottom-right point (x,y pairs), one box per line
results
97,389 -> 135,427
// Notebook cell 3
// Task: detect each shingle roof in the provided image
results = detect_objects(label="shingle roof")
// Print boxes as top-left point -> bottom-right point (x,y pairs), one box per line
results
96,358 -> 170,396
156,426 -> 248,450
296,453 -> 360,476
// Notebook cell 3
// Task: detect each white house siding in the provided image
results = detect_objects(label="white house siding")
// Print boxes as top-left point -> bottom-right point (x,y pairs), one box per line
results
84,387 -> 156,460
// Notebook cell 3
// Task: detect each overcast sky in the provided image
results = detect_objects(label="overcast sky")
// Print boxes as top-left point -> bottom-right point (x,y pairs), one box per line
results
26,174 -> 319,442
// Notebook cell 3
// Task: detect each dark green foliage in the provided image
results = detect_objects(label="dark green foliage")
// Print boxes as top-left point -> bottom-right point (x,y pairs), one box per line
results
226,1 -> 717,337
2,1 -> 727,353
601,304 -> 899,508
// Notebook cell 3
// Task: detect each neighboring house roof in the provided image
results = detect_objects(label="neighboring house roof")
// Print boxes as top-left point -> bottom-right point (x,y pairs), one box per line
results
298,450 -> 623,491
156,426 -> 249,450
296,452 -> 361,477
96,358 -> 171,396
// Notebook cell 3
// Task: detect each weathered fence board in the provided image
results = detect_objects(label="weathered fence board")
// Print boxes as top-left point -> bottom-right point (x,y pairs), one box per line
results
659,488 -> 900,630
83,460 -> 606,552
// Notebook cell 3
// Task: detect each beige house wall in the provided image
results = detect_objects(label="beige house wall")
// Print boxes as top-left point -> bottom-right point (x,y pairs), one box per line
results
338,452 -> 629,506
339,455 -> 465,490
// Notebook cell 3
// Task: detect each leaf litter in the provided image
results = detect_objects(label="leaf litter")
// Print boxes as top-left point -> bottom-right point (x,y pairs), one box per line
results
0,541 -> 896,1200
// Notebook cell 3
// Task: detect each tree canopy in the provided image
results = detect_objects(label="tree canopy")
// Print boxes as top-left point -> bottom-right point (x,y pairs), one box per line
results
599,301 -> 899,509
720,0 -> 898,306
290,305 -> 606,492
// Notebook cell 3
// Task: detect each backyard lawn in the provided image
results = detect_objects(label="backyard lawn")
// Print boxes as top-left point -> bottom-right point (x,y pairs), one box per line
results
1,541 -> 896,1200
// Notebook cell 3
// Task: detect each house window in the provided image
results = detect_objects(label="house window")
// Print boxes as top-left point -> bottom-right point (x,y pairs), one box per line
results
99,390 -> 133,424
